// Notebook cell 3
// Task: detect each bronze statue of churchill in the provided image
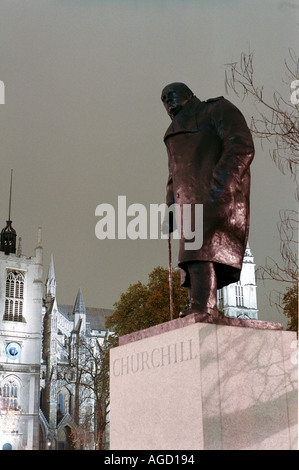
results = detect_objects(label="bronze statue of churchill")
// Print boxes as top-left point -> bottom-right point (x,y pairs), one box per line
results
161,83 -> 255,317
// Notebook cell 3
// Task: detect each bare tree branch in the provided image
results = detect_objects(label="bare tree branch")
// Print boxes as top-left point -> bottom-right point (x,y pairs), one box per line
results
225,50 -> 299,196
225,52 -> 298,323
61,333 -> 111,449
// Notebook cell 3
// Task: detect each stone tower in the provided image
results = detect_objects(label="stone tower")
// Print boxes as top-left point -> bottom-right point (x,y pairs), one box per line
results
0,224 -> 43,450
41,254 -> 59,448
217,243 -> 258,320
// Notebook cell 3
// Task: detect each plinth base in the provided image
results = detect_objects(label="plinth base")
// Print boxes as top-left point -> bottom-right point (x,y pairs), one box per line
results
110,315 -> 297,450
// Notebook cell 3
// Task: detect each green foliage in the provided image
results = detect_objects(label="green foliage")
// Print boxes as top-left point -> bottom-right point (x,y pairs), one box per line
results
282,283 -> 298,332
105,266 -> 189,337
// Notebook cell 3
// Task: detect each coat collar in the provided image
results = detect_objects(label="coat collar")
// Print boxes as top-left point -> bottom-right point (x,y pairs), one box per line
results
163,96 -> 204,141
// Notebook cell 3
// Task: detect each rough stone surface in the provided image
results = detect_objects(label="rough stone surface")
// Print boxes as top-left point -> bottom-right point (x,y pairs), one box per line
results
110,318 -> 297,450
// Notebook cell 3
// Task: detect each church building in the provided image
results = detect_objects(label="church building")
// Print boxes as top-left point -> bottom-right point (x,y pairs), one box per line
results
0,213 -> 112,450
39,255 -> 113,450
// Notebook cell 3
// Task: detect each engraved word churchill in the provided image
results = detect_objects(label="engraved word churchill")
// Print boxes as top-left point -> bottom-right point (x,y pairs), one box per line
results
112,338 -> 198,377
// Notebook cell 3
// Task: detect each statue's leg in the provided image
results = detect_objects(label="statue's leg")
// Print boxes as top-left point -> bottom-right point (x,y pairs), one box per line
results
179,261 -> 218,317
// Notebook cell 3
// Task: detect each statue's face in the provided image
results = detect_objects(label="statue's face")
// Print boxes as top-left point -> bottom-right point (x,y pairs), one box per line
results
161,84 -> 192,118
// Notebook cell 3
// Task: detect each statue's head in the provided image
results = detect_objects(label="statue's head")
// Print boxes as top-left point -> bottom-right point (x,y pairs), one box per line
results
161,82 -> 193,119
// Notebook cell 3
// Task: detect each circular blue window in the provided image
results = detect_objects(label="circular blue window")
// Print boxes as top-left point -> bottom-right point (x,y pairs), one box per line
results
6,342 -> 21,360
2,443 -> 13,450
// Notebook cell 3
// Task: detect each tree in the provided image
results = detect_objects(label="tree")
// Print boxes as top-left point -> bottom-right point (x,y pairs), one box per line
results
282,283 -> 298,332
225,50 -> 298,186
105,266 -> 189,337
61,332 -> 111,449
224,51 -> 298,321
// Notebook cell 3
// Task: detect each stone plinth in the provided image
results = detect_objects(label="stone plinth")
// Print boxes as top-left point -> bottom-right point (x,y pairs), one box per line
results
110,314 -> 298,450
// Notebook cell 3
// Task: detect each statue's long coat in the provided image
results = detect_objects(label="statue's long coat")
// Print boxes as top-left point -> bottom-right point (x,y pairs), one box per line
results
163,95 -> 255,289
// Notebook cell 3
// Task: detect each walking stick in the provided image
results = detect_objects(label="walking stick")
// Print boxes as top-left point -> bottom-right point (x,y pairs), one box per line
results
168,233 -> 174,321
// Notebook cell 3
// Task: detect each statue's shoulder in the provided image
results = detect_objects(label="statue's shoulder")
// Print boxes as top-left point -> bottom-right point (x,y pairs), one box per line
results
206,96 -> 224,103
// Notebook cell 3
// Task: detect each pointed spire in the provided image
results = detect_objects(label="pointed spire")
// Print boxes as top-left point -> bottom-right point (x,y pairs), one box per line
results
8,169 -> 13,221
35,227 -> 43,266
36,226 -> 42,248
243,242 -> 254,262
73,288 -> 86,334
47,253 -> 55,280
73,288 -> 86,316
46,253 -> 56,298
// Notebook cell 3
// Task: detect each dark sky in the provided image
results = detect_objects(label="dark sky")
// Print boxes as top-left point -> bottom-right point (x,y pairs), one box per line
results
0,1 -> 297,326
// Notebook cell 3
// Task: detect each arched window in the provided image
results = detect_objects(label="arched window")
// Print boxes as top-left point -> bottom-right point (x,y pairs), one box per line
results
57,390 -> 71,416
58,393 -> 64,414
0,379 -> 19,411
217,289 -> 224,310
4,271 -> 25,322
235,281 -> 244,307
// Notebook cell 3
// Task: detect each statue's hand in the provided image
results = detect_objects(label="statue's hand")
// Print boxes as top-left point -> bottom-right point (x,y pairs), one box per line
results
161,205 -> 176,234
